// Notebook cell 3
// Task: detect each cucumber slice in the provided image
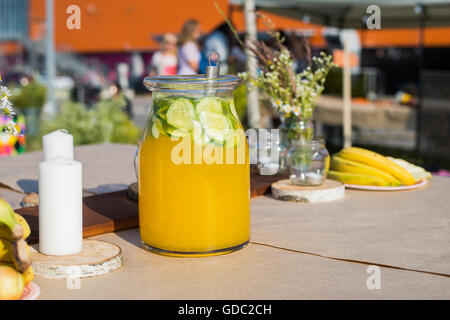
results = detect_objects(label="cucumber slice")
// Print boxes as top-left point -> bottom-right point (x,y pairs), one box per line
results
153,98 -> 171,120
157,108 -> 168,120
166,98 -> 195,130
225,129 -> 243,148
228,99 -> 239,120
192,120 -> 204,145
151,116 -> 168,137
151,123 -> 160,139
196,97 -> 223,115
167,127 -> 191,138
199,111 -> 231,143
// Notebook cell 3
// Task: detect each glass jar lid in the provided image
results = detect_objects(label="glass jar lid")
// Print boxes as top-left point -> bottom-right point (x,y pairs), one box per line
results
143,75 -> 241,93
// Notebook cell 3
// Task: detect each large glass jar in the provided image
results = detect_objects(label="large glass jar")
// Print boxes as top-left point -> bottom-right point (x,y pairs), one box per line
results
139,75 -> 250,257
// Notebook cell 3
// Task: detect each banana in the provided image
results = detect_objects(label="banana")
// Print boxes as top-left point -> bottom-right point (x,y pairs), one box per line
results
0,265 -> 24,300
21,265 -> 34,286
0,198 -> 23,240
328,170 -> 391,186
0,237 -> 31,273
338,147 -> 416,185
0,263 -> 34,286
0,238 -> 14,262
0,199 -> 18,230
331,155 -> 402,186
0,213 -> 31,240
387,157 -> 432,182
11,239 -> 31,272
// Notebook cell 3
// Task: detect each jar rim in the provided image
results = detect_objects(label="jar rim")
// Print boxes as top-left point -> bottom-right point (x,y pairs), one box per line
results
143,74 -> 241,92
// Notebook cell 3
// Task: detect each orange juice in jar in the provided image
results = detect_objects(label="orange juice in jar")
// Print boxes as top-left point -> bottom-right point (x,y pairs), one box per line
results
139,75 -> 250,257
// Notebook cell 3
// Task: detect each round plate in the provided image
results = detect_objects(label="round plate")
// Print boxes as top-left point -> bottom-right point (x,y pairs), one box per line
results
345,178 -> 429,191
20,282 -> 40,300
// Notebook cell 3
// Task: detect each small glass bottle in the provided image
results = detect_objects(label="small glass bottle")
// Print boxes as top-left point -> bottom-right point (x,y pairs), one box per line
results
287,138 -> 330,186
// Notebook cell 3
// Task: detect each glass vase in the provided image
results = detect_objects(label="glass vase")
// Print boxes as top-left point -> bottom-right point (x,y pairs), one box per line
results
279,116 -> 314,173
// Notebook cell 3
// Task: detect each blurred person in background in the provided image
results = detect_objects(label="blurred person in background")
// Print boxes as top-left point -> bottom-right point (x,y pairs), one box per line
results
178,19 -> 202,75
149,33 -> 178,76
131,52 -> 145,89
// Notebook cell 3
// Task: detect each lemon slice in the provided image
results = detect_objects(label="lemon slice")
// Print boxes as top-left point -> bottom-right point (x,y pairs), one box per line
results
166,98 -> 195,130
196,97 -> 223,115
199,111 -> 231,143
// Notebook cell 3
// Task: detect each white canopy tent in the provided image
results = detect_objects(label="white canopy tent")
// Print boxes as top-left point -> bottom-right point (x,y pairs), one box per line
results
232,0 -> 450,28
232,0 -> 450,149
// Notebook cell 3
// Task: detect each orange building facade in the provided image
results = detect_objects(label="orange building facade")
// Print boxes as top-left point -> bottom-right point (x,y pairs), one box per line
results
26,0 -> 450,54
2,0 -> 450,56
27,0 -> 325,53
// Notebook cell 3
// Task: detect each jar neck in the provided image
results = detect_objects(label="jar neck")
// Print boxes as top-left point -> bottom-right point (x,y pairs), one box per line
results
281,116 -> 313,127
291,138 -> 324,148
279,112 -> 315,144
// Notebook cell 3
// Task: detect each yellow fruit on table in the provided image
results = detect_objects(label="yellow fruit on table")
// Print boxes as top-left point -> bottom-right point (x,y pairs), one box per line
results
324,154 -> 330,173
387,157 -> 432,182
328,170 -> 391,186
0,198 -> 23,240
12,214 -> 31,240
21,266 -> 34,286
0,199 -> 18,230
0,265 -> 24,300
0,238 -> 14,262
0,213 -> 31,240
0,238 -> 32,273
0,263 -> 34,286
338,147 -> 416,186
331,155 -> 402,186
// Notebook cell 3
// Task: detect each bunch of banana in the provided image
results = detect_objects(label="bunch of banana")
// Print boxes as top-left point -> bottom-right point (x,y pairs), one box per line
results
0,198 -> 33,300
387,156 -> 432,182
328,147 -> 419,186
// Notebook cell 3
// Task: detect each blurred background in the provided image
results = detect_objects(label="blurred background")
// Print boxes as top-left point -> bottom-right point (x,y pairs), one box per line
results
1,0 -> 450,173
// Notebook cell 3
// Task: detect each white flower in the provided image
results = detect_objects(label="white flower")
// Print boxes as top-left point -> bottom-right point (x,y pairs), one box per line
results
5,120 -> 19,136
238,72 -> 249,81
293,107 -> 301,116
0,86 -> 11,98
283,105 -> 292,113
1,96 -> 14,116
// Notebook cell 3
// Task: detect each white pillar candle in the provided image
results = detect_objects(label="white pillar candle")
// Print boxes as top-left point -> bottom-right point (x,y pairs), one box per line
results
43,129 -> 74,160
38,156 -> 83,255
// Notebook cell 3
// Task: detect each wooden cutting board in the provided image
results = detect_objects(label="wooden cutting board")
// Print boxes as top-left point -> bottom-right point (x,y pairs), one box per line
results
17,173 -> 284,244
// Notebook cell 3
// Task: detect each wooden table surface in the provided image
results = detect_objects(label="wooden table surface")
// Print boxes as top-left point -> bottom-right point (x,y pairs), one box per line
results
1,144 -> 449,299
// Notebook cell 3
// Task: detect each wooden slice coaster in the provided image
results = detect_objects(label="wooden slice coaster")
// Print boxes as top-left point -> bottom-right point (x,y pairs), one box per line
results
30,239 -> 122,279
271,179 -> 345,203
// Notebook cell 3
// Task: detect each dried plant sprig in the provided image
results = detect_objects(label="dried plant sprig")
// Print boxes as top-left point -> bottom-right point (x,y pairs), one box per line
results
239,29 -> 335,120
214,2 -> 243,47
213,3 -> 335,121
